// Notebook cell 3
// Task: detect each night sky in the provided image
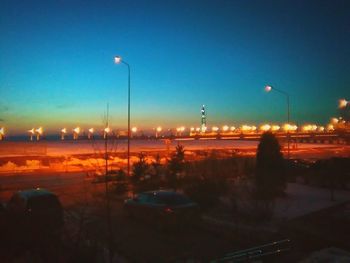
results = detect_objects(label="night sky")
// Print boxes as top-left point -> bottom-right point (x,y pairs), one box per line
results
1,0 -> 349,134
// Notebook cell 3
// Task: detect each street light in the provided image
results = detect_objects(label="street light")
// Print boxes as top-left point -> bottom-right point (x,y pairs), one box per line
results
73,127 -> 80,140
61,128 -> 67,140
114,55 -> 131,177
156,126 -> 162,138
0,127 -> 4,140
35,127 -> 43,141
104,126 -> 110,139
265,85 -> 291,159
88,128 -> 94,139
28,128 -> 35,141
339,99 -> 348,108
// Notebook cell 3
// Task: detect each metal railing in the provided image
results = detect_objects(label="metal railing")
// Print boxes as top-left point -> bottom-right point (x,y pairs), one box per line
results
211,239 -> 291,262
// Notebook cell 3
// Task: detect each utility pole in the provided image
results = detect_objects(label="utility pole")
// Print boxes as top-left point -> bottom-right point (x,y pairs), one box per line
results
104,103 -> 113,263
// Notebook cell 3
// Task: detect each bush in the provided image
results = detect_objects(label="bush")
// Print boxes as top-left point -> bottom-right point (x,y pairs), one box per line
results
112,169 -> 128,195
182,175 -> 229,210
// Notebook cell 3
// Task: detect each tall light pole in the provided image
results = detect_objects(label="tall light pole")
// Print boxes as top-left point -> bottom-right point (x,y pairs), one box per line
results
114,56 -> 131,176
265,85 -> 290,159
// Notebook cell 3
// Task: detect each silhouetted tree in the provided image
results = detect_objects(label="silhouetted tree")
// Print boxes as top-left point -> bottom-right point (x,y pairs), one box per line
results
182,174 -> 229,210
167,144 -> 185,189
255,132 -> 286,200
132,152 -> 149,183
113,169 -> 128,195
152,154 -> 162,178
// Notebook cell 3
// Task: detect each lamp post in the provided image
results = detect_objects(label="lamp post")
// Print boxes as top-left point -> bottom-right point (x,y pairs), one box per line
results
265,85 -> 290,159
114,56 -> 131,176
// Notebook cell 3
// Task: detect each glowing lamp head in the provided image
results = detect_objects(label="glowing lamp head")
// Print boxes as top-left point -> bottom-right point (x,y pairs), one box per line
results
73,127 -> 80,134
260,124 -> 271,131
114,56 -> 122,64
28,128 -> 35,134
88,128 -> 94,133
265,85 -> 272,92
302,125 -> 311,132
283,124 -> 291,131
327,124 -> 334,131
36,127 -> 43,135
61,128 -> 67,134
222,125 -> 229,132
271,125 -> 280,131
339,99 -> 348,108
156,126 -> 162,132
241,125 -> 251,131
190,127 -> 195,131
0,127 -> 4,135
104,127 -> 110,133
131,127 -> 137,133
331,118 -> 339,124
212,126 -> 219,132
230,126 -> 236,131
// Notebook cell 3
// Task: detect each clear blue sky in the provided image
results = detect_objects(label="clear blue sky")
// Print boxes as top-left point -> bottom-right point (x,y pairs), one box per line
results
1,0 -> 349,134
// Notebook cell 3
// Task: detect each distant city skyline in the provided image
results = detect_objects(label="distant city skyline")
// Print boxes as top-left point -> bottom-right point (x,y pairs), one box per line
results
1,0 -> 349,134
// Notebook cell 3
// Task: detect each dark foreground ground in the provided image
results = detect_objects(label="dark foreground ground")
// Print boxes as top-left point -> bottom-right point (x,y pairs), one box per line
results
0,177 -> 349,262
0,155 -> 349,261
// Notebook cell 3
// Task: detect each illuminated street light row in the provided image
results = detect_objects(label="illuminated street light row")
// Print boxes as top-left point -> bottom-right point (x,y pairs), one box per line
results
0,121 -> 344,142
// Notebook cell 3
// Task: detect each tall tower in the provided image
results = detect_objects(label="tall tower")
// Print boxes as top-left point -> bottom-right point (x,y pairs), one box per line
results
201,105 -> 207,133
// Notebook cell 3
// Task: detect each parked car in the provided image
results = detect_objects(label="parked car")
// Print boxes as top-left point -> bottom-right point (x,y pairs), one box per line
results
6,188 -> 64,242
124,190 -> 200,228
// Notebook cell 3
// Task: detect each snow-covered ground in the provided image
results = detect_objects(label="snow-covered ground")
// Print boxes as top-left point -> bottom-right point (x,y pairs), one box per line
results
274,183 -> 350,220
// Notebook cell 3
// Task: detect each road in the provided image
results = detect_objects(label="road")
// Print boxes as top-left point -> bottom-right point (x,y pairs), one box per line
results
0,139 -> 348,157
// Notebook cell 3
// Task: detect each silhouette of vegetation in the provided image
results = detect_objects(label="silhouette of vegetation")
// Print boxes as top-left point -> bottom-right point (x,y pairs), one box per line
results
306,157 -> 350,201
182,174 -> 229,210
112,169 -> 128,195
131,153 -> 165,193
132,152 -> 149,183
182,157 -> 230,210
151,154 -> 162,178
166,144 -> 185,189
255,132 -> 286,200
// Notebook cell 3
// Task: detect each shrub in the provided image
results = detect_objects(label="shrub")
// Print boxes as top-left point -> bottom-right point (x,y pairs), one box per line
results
113,169 -> 128,195
182,174 -> 228,210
